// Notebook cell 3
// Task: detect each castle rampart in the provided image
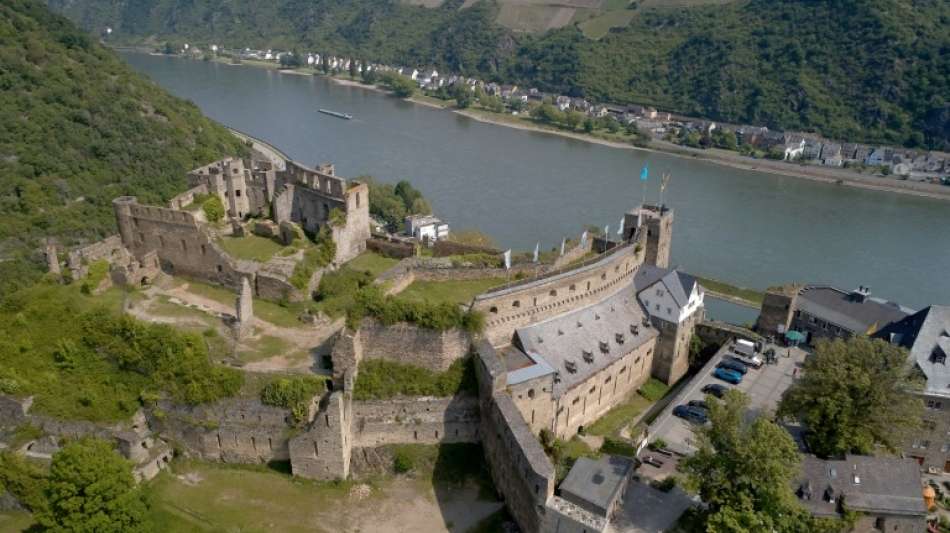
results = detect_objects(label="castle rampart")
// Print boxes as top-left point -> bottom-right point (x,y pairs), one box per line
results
472,239 -> 646,346
351,395 -> 480,447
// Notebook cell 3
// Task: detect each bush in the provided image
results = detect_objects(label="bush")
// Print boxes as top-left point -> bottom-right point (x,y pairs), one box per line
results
0,452 -> 48,513
600,437 -> 638,457
260,376 -> 326,425
345,285 -> 484,333
80,259 -> 110,295
652,476 -> 677,492
393,448 -> 415,473
290,228 -> 336,290
353,358 -> 476,400
202,195 -> 225,222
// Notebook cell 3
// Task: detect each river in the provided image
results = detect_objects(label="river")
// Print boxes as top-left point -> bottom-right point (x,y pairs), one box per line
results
122,53 -> 950,321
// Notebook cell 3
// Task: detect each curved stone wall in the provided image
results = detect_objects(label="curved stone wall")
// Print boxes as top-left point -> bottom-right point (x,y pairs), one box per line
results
472,241 -> 645,345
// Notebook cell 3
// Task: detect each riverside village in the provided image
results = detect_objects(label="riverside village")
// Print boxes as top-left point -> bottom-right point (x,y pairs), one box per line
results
7,130 -> 948,533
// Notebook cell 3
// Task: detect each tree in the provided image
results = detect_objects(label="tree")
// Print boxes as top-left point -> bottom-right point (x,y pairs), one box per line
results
279,51 -> 301,68
455,88 -> 472,109
381,72 -> 416,98
583,118 -> 595,133
605,116 -> 621,134
681,391 -> 841,533
37,439 -> 149,532
777,337 -> 922,458
202,195 -> 225,222
349,59 -> 357,78
361,66 -> 377,84
532,103 -> 562,124
320,54 -> 329,74
564,110 -> 583,130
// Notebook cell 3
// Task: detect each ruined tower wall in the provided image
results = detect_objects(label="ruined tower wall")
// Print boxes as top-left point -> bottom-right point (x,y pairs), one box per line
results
113,197 -> 248,291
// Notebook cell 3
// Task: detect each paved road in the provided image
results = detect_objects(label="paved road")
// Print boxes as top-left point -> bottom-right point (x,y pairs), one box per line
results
647,343 -> 807,455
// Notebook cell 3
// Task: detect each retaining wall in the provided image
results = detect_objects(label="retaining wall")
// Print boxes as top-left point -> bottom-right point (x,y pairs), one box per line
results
351,395 -> 479,447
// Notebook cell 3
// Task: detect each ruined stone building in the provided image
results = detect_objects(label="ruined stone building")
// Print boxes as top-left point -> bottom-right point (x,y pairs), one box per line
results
56,153 -> 370,302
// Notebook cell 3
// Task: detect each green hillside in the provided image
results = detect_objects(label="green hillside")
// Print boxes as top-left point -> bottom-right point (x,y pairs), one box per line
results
0,0 -> 246,267
47,0 -> 949,150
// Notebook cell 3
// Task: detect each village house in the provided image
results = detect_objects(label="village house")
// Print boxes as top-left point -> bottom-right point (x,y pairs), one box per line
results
820,143 -> 843,166
795,455 -> 927,533
875,305 -> 950,473
404,214 -> 449,244
783,135 -> 807,160
556,95 -> 572,112
801,138 -> 824,161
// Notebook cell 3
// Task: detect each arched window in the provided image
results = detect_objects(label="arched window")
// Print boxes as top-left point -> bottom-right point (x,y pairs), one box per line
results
489,306 -> 498,314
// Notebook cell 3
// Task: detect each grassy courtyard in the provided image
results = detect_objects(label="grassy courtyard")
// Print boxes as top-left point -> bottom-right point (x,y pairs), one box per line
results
184,280 -> 308,328
216,233 -> 291,263
585,390 -> 653,437
397,278 -> 503,305
344,252 -> 400,278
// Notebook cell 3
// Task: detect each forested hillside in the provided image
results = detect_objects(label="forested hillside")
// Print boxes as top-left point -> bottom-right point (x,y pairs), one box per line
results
50,0 -> 949,150
0,0 -> 246,278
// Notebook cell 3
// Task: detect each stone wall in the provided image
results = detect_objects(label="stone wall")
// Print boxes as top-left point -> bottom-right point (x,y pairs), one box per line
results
331,182 -> 371,264
148,398 -> 294,463
366,237 -> 415,259
289,388 -> 352,480
113,197 -> 249,292
356,318 -> 471,373
474,341 -> 556,533
432,240 -> 500,257
696,320 -> 762,348
66,235 -> 125,280
351,395 -> 479,447
472,239 -> 645,346
755,285 -> 800,336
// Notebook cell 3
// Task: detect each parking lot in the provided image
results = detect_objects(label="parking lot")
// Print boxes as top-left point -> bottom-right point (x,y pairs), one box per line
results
645,341 -> 808,455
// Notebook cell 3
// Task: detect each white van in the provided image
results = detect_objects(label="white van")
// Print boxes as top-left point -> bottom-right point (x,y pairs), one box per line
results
734,339 -> 756,356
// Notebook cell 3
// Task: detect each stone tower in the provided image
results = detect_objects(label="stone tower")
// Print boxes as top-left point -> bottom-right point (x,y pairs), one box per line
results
113,196 -> 138,250
235,277 -> 254,337
755,284 -> 801,337
626,204 -> 673,268
44,241 -> 60,276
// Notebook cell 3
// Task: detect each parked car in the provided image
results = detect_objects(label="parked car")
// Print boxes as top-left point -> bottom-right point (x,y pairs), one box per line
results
673,405 -> 708,424
702,383 -> 729,398
730,353 -> 763,369
714,367 -> 743,384
687,399 -> 709,411
718,360 -> 748,375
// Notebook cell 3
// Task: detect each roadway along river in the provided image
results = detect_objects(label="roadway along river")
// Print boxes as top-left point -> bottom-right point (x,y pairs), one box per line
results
123,53 -> 950,320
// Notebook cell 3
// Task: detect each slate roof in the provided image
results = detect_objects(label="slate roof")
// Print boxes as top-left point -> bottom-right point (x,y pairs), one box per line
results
796,286 -> 911,334
515,285 -> 658,398
560,455 -> 634,518
795,455 -> 926,518
876,305 -> 950,397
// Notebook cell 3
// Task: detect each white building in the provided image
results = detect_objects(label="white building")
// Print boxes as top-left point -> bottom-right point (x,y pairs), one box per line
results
405,215 -> 449,244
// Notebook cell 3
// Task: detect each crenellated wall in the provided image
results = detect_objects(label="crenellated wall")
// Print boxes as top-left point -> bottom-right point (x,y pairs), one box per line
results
472,238 -> 646,346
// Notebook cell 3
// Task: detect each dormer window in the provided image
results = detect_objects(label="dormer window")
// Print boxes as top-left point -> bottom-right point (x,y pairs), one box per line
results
599,341 -> 609,353
582,350 -> 594,363
932,346 -> 947,365
616,333 -> 625,344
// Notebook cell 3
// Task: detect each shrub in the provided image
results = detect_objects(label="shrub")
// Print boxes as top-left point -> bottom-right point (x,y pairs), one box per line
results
652,476 -> 677,492
600,437 -> 638,458
260,376 -> 326,425
393,448 -> 415,473
327,207 -> 346,227
202,195 -> 225,222
290,228 -> 336,290
0,452 -> 48,513
80,259 -> 110,295
345,285 -> 484,333
353,358 -> 476,400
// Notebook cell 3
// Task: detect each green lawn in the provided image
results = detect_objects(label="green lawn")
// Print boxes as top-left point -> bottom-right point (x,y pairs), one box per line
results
216,234 -> 290,263
344,252 -> 400,278
146,461 -> 356,532
184,281 -> 308,328
694,276 -> 764,307
237,334 -> 307,364
397,278 -> 503,305
0,511 -> 35,531
585,391 -> 652,437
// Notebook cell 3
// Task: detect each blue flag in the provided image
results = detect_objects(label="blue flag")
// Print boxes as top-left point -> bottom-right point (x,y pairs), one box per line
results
640,165 -> 649,181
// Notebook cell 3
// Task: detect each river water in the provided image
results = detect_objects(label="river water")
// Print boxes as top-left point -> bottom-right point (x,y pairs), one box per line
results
122,53 -> 950,321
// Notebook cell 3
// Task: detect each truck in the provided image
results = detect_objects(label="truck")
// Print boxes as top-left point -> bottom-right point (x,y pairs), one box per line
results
732,339 -> 763,368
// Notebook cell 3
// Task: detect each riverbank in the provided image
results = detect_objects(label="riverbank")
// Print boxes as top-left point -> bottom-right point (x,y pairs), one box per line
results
119,51 -> 950,202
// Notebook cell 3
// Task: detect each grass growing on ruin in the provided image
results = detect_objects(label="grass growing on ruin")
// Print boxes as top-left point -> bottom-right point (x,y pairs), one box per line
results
585,391 -> 652,437
237,334 -> 293,363
353,358 -> 476,400
216,234 -> 289,263
397,278 -> 504,306
0,511 -> 33,531
695,276 -> 764,307
184,281 -> 308,328
344,252 -> 399,278
260,375 -> 327,424
0,282 -> 242,423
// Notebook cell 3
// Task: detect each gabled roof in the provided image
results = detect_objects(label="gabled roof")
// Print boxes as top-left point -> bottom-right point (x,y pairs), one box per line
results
632,265 -> 699,310
515,286 -> 658,398
796,455 -> 926,519
796,286 -> 911,335
876,305 -> 950,397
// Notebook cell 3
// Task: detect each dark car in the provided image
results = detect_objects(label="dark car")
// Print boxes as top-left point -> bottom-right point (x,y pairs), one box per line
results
717,360 -> 748,375
673,405 -> 708,424
714,367 -> 743,385
702,383 -> 729,398
687,399 -> 709,411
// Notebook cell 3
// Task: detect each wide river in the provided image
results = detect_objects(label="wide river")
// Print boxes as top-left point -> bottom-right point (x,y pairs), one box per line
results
123,53 -> 949,322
